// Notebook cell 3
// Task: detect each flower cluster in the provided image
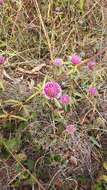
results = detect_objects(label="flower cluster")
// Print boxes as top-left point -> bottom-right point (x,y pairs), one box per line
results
54,54 -> 82,66
44,53 -> 98,103
0,0 -> 4,6
70,54 -> 81,65
44,81 -> 62,99
65,125 -> 76,135
87,60 -> 96,70
88,87 -> 97,96
54,58 -> 63,66
54,54 -> 97,70
0,55 -> 6,65
43,81 -> 71,106
59,95 -> 71,105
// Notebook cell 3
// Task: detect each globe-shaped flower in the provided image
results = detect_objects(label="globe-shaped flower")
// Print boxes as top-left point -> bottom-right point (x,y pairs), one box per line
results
88,87 -> 97,96
60,95 -> 71,105
65,125 -> 76,135
70,54 -> 81,65
54,58 -> 63,66
44,81 -> 62,99
87,61 -> 96,70
0,55 -> 6,65
0,0 -> 4,5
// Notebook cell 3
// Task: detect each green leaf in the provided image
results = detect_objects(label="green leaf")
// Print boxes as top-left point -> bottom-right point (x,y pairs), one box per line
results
74,92 -> 82,98
79,0 -> 85,13
94,182 -> 104,190
90,136 -> 101,148
54,99 -> 62,109
1,123 -> 12,129
25,92 -> 38,102
102,175 -> 107,182
103,162 -> 107,170
15,163 -> 22,173
53,154 -> 61,162
4,138 -> 21,152
25,159 -> 35,171
19,121 -> 27,129
0,80 -> 4,91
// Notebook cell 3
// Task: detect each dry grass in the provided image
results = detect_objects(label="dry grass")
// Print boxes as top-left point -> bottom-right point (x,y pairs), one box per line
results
0,0 -> 107,190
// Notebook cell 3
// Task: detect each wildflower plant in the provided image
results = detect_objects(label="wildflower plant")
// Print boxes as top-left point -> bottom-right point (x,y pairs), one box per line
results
43,81 -> 62,99
0,55 -> 6,64
54,58 -> 63,66
60,95 -> 71,105
0,0 -> 4,6
87,60 -> 97,70
70,54 -> 81,65
88,87 -> 98,96
65,124 -> 76,135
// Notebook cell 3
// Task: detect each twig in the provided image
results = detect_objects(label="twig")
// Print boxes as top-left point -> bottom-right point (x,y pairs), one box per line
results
78,46 -> 107,67
11,2 -> 22,35
33,0 -> 53,62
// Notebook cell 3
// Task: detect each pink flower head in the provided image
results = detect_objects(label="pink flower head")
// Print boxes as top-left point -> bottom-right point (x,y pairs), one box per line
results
0,0 -> 4,5
65,125 -> 76,135
44,81 -> 62,99
60,95 -> 71,105
88,87 -> 97,96
0,55 -> 6,65
70,54 -> 81,65
54,58 -> 63,66
87,61 -> 96,70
